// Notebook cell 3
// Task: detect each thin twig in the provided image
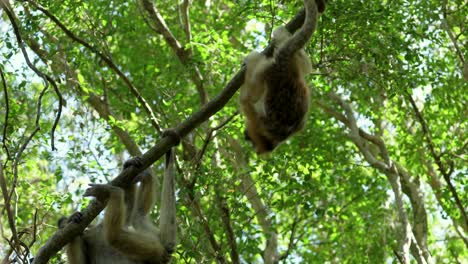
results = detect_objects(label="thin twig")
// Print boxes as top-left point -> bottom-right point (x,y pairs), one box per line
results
194,112 -> 239,167
25,0 -> 162,133
0,163 -> 19,259
1,2 -> 55,213
1,1 -> 63,151
140,0 -> 207,105
441,0 -> 465,64
0,66 -> 11,159
216,191 -> 240,264
279,215 -> 300,260
406,93 -> 467,228
33,8 -> 309,263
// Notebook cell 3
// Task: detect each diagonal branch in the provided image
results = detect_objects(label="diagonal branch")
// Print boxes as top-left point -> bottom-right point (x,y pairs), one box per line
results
184,179 -> 226,263
406,93 -> 467,229
315,93 -> 430,264
140,0 -> 207,105
441,0 -> 465,64
227,137 -> 279,263
32,7 -> 309,263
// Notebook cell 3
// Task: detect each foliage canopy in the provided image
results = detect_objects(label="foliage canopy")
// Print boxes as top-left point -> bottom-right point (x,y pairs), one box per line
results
0,0 -> 466,263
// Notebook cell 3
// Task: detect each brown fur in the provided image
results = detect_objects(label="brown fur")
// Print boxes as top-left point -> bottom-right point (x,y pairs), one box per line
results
59,151 -> 177,264
240,0 -> 323,154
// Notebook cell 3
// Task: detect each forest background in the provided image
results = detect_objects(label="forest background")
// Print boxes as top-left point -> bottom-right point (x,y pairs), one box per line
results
0,0 -> 466,263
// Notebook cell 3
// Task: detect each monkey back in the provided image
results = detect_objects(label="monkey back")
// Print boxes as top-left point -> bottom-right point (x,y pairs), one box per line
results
261,62 -> 310,141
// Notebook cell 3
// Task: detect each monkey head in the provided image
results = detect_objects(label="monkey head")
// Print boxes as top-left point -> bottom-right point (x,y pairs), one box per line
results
244,128 -> 278,154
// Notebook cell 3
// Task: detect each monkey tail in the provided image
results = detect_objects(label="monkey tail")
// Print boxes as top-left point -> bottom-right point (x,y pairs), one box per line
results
275,0 -> 319,68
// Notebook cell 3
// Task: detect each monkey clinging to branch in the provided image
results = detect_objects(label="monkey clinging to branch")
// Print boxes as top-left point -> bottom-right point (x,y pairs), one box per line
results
58,149 -> 177,264
239,0 -> 325,154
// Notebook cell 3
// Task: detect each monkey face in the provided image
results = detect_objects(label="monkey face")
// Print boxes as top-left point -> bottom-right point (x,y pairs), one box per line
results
244,128 -> 277,154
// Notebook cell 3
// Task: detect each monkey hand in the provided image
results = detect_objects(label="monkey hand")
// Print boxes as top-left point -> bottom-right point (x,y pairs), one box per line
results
162,128 -> 181,146
69,211 -> 83,223
84,184 -> 122,201
123,156 -> 143,169
132,170 -> 152,184
58,212 -> 83,228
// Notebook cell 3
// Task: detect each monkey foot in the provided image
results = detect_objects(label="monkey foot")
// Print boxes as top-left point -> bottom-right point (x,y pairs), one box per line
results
162,129 -> 181,146
84,183 -> 122,199
123,156 -> 143,169
69,211 -> 83,223
58,211 -> 82,228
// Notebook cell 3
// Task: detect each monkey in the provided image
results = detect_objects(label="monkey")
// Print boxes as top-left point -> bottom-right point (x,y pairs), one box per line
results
315,0 -> 326,13
239,0 -> 325,154
58,149 -> 177,264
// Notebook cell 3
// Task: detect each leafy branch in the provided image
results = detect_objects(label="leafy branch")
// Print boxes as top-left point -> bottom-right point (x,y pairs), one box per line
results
31,7 -> 310,264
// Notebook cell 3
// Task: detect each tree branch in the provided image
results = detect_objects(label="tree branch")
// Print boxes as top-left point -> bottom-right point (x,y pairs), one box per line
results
25,0 -> 162,133
1,0 -> 63,151
179,0 -> 193,45
441,0 -> 465,64
215,190 -> 240,264
140,0 -> 208,105
0,66 -> 10,159
32,7 -> 308,263
315,93 -> 431,263
406,93 -> 467,229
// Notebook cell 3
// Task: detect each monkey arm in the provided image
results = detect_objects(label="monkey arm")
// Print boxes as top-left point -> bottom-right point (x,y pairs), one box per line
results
64,237 -> 87,264
272,26 -> 292,46
135,170 -> 157,216
241,52 -> 271,101
84,184 -> 169,262
240,52 -> 270,122
123,157 -> 153,219
57,214 -> 88,264
159,149 -> 177,253
240,51 -> 276,153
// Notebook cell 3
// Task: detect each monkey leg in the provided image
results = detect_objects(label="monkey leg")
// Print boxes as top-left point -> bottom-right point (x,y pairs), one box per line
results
242,51 -> 271,97
273,26 -> 312,77
123,156 -> 157,216
85,184 -> 169,262
162,129 -> 181,146
272,26 -> 292,46
57,212 -> 88,264
240,51 -> 272,122
159,149 -> 177,253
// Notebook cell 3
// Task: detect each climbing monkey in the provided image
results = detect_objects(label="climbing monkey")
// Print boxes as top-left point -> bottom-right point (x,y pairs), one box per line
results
59,149 -> 177,264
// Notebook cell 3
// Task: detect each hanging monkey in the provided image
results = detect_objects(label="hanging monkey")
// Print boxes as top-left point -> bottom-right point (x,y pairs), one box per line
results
58,149 -> 177,264
239,0 -> 325,154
